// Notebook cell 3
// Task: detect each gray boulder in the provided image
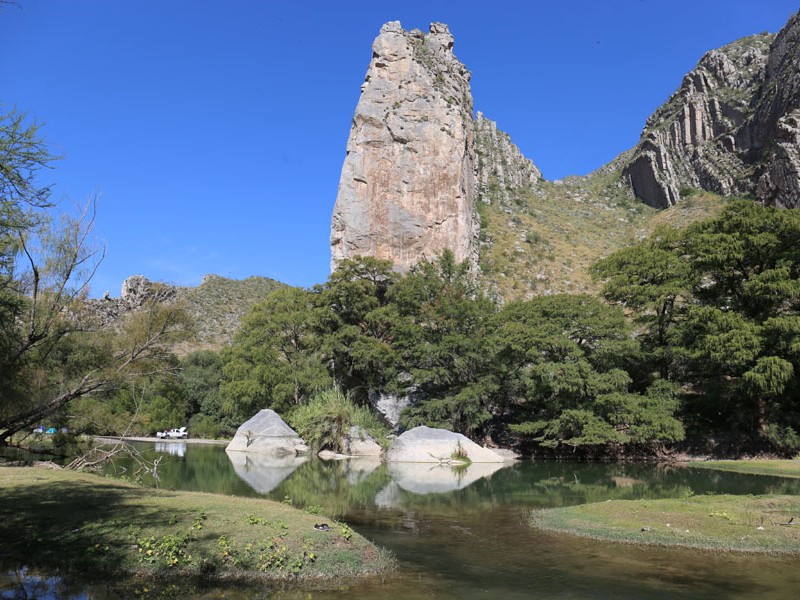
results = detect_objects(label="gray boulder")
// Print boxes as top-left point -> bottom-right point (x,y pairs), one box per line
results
341,426 -> 383,456
226,409 -> 308,457
387,426 -> 506,463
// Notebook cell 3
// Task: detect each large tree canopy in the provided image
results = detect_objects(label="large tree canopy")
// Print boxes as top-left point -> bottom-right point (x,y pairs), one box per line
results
594,200 -> 800,446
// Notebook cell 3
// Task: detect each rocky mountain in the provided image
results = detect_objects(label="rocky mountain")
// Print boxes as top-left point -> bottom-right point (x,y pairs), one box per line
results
625,12 -> 800,209
330,21 -> 478,273
474,112 -> 542,207
329,15 -> 800,300
88,274 -> 285,351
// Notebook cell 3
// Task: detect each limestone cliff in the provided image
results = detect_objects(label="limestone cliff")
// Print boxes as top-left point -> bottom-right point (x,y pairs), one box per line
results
624,34 -> 772,208
474,112 -> 541,209
330,21 -> 478,273
625,11 -> 800,209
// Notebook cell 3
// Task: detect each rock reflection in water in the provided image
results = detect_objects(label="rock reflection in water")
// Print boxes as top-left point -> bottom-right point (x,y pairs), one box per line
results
226,451 -> 308,494
154,441 -> 186,457
389,461 -> 508,495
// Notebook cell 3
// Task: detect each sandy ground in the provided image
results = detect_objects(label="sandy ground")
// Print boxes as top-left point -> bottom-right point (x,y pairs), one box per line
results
93,435 -> 229,445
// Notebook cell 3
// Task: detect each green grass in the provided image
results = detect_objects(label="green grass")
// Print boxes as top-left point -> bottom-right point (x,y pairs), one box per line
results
688,460 -> 800,479
531,494 -> 800,555
0,466 -> 394,584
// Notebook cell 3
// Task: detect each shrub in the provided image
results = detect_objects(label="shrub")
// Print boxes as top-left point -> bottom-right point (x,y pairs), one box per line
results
287,389 -> 387,452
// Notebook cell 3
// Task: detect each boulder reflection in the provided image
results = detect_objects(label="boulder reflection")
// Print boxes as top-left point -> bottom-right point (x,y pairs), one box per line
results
227,451 -> 511,509
388,461 -> 508,495
225,451 -> 308,494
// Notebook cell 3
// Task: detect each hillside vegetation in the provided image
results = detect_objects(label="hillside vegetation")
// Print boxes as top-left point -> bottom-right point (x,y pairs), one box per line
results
478,167 -> 729,300
176,274 -> 286,351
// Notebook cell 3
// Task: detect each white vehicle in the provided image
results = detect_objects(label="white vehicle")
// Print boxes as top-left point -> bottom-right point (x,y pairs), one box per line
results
156,427 -> 188,439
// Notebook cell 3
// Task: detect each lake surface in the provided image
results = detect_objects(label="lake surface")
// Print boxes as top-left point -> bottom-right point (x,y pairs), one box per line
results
6,442 -> 800,599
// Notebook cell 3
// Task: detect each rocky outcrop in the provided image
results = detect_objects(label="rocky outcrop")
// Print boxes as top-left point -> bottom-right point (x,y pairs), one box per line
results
83,274 -> 284,349
330,21 -> 478,273
369,388 -> 419,428
85,275 -> 177,327
341,426 -> 383,456
387,425 -> 507,463
474,112 -> 541,207
625,12 -> 800,210
624,34 -> 772,208
226,409 -> 309,457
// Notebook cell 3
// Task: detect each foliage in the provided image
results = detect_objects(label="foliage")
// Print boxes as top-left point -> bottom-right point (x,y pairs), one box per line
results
0,107 -> 191,449
221,287 -> 331,420
312,256 -> 398,402
501,294 -> 683,447
390,251 -> 499,437
594,200 -> 800,444
287,388 -> 387,452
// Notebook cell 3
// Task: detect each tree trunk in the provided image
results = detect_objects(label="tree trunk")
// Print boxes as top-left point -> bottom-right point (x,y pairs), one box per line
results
757,397 -> 769,437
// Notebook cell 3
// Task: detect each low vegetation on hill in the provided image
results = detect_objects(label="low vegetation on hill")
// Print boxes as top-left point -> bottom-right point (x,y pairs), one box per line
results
478,167 -> 729,300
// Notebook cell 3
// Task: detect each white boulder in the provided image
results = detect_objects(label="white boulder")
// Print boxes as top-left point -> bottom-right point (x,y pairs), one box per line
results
387,426 -> 506,463
226,409 -> 308,457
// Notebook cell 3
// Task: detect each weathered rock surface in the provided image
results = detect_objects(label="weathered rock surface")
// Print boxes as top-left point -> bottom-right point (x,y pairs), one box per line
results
474,112 -> 541,207
369,388 -> 419,428
387,425 -> 506,463
226,409 -> 309,457
341,426 -> 383,456
624,34 -> 772,208
625,12 -> 800,210
330,21 -> 478,273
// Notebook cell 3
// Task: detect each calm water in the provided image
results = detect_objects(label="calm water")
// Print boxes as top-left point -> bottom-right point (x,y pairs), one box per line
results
5,442 -> 800,599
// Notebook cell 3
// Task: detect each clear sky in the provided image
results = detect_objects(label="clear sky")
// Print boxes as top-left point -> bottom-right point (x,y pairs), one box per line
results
3,1 -> 797,296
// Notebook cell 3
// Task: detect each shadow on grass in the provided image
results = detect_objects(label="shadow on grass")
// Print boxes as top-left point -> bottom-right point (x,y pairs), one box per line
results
0,474 -> 184,579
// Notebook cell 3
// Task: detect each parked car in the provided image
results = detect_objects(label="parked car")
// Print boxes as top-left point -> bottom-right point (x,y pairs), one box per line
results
156,427 -> 188,439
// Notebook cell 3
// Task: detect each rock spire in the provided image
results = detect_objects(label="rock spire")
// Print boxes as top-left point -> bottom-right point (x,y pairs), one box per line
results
330,21 -> 478,273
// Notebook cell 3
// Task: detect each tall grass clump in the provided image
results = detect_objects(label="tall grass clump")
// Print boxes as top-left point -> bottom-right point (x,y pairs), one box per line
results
288,389 -> 388,452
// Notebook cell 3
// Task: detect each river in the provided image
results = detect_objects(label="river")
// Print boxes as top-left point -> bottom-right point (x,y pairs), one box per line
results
4,441 -> 800,599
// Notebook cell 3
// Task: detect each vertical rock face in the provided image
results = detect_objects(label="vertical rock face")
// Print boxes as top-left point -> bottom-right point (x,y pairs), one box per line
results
625,12 -> 800,210
330,21 -> 478,273
624,34 -> 772,208
753,13 -> 800,208
474,112 -> 541,207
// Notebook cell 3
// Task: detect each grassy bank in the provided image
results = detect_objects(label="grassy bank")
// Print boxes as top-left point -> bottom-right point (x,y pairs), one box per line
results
531,494 -> 800,555
688,459 -> 800,478
0,466 -> 394,585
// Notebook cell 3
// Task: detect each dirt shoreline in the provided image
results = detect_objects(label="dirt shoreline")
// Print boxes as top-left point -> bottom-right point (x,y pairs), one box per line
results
92,435 -> 229,445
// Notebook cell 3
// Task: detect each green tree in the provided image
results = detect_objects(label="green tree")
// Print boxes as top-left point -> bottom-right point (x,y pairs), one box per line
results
389,251 -> 499,437
0,107 -> 190,447
594,200 -> 800,445
312,256 -> 398,402
499,295 -> 683,448
221,287 -> 330,420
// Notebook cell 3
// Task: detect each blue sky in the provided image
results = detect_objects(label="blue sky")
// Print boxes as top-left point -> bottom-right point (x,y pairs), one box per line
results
3,1 -> 797,296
